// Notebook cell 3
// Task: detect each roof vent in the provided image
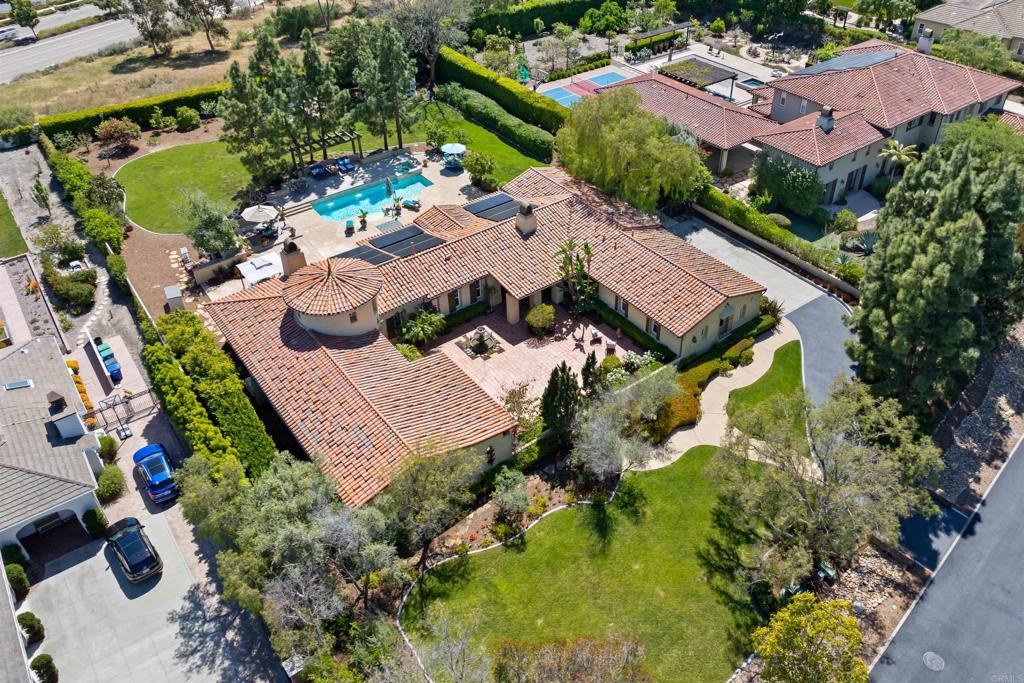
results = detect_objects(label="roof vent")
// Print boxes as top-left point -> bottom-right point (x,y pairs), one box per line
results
281,238 -> 307,277
917,28 -> 934,55
817,106 -> 835,133
515,202 -> 537,237
46,391 -> 66,411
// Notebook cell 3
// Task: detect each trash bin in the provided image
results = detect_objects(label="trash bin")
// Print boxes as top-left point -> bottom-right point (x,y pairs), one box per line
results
106,362 -> 123,383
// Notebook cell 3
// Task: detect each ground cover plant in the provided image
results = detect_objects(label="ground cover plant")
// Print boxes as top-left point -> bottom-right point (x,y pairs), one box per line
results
0,190 -> 28,257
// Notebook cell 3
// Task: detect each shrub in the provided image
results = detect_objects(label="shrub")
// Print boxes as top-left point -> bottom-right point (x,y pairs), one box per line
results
38,84 -> 229,138
436,46 -> 568,133
463,150 -> 496,188
94,117 -> 141,151
272,3 -> 333,39
82,508 -> 108,537
96,464 -> 125,502
831,208 -> 857,234
588,300 -> 675,361
545,58 -> 611,82
525,303 -> 555,336
444,300 -> 488,329
0,124 -> 33,147
760,296 -> 784,320
678,359 -> 725,392
175,106 -> 201,131
18,612 -> 45,644
40,254 -> 95,308
492,522 -> 516,543
648,390 -> 699,442
148,106 -> 176,130
0,105 -> 33,131
710,17 -> 727,36
599,353 -> 622,375
867,175 -> 892,200
753,155 -> 823,217
620,350 -> 656,373
402,308 -> 447,345
56,239 -> 85,266
46,151 -> 93,200
98,434 -> 118,459
722,337 -> 754,367
80,208 -> 124,253
765,212 -> 791,228
5,564 -> 29,601
470,0 -> 607,38
625,29 -> 683,54
108,253 -> 129,292
395,343 -> 422,361
1,544 -> 26,566
435,84 -> 554,160
30,654 -> 58,683
738,348 -> 755,365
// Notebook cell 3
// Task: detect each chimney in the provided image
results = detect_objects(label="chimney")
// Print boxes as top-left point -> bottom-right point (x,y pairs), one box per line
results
917,28 -> 933,55
817,106 -> 835,133
515,202 -> 537,237
281,238 -> 307,277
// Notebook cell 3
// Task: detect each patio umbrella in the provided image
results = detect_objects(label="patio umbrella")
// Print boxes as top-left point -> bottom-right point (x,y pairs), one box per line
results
440,143 -> 467,156
241,204 -> 278,223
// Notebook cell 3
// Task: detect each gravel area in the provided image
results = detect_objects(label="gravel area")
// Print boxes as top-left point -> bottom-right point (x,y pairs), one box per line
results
4,254 -> 62,342
0,144 -> 75,252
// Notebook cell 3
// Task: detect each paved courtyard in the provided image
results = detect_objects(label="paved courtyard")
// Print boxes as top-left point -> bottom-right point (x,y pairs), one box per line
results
431,308 -> 643,402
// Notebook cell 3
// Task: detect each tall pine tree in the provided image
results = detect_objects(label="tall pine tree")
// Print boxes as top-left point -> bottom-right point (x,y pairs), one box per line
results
541,361 -> 581,449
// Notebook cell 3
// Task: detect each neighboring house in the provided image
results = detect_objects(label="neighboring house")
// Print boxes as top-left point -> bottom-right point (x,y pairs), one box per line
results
749,39 -> 1018,202
206,167 -> 765,506
597,72 -> 781,174
914,0 -> 1024,60
0,336 -> 102,558
1,564 -> 30,683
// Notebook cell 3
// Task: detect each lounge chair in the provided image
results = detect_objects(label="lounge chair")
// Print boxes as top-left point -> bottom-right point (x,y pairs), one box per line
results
310,164 -> 330,181
335,157 -> 356,173
401,198 -> 422,211
344,220 -> 355,236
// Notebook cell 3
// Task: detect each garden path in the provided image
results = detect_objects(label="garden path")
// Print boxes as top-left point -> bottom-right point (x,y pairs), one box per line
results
642,317 -> 801,469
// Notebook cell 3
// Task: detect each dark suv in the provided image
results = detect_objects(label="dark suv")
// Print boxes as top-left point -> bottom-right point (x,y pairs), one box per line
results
105,518 -> 162,583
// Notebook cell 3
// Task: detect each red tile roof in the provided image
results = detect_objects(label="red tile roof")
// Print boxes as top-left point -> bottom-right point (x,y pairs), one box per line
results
755,110 -> 887,166
768,40 -> 1018,129
282,258 -> 383,315
598,72 -> 780,150
998,109 -> 1024,133
206,282 -> 514,506
627,229 -> 765,298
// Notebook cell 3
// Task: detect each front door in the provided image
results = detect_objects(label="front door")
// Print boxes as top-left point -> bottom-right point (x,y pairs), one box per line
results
846,168 -> 858,193
823,179 -> 838,204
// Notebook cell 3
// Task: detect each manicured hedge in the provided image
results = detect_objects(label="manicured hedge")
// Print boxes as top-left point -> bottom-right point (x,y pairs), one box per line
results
0,124 -> 33,146
5,563 -> 28,600
471,0 -> 611,36
157,310 -> 276,476
142,342 -> 243,474
82,508 -> 108,536
436,84 -> 554,160
1,544 -> 25,566
436,46 -> 569,134
546,58 -> 611,82
444,300 -> 489,330
626,29 -> 684,54
96,464 -> 126,502
589,299 -> 676,361
108,253 -> 129,292
38,84 -> 228,138
17,612 -> 45,644
697,186 -> 863,286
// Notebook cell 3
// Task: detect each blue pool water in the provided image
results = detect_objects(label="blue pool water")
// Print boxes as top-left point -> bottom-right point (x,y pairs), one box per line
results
741,77 -> 765,88
312,174 -> 433,221
588,71 -> 627,86
541,86 -> 581,107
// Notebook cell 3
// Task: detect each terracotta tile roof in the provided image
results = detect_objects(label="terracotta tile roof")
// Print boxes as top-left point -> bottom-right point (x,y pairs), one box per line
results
998,109 -> 1024,132
755,110 -> 887,166
282,258 -> 383,315
628,228 -> 765,297
750,100 -> 773,116
769,40 -> 1019,129
206,282 -> 514,506
598,72 -> 779,150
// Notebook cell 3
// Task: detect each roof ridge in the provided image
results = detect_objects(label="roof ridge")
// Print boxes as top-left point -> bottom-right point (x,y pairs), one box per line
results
867,62 -> 889,128
0,462 -> 94,489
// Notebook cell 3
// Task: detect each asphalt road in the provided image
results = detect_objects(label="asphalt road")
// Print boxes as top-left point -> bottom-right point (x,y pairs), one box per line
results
872,436 -> 1024,683
2,3 -> 104,40
0,17 -> 138,83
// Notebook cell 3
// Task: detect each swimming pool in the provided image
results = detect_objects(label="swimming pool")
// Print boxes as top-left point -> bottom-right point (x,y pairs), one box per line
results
312,173 -> 433,221
541,86 -> 581,107
588,71 -> 627,86
741,77 -> 765,88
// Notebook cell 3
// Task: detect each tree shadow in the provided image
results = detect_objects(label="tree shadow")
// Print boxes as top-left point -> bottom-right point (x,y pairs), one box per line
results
582,500 -> 616,555
613,476 -> 647,523
404,555 -> 472,620
110,49 -> 230,75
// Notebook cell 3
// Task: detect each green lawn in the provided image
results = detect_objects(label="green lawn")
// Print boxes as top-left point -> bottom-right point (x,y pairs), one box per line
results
403,446 -> 757,682
726,339 -> 805,439
0,189 -> 28,258
116,140 -> 253,234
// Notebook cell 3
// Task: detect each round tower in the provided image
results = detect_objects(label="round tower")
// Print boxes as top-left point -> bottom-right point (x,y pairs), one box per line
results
282,258 -> 382,336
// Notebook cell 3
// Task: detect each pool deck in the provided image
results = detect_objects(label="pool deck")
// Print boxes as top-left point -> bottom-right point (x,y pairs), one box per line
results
538,63 -> 643,101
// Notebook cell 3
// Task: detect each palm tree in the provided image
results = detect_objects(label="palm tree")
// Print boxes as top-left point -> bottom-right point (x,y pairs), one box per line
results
879,139 -> 920,180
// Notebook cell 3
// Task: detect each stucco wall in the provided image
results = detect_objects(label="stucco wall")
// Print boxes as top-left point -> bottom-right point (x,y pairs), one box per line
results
0,489 -> 100,559
295,299 -> 379,337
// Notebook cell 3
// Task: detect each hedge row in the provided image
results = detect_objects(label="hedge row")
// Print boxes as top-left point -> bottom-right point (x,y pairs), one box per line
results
436,84 -> 554,160
436,46 -> 568,134
625,29 -> 684,54
0,124 -> 32,146
38,83 -> 228,138
157,310 -> 276,476
697,186 -> 863,286
546,58 -> 611,82
589,299 -> 676,361
470,0 -> 610,36
142,342 -> 243,475
444,300 -> 489,330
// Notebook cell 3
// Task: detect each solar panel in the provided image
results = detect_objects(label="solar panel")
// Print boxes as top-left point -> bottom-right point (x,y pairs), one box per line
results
478,200 -> 521,222
464,193 -> 512,216
369,225 -> 423,249
384,233 -> 446,258
335,245 -> 396,265
796,51 -> 899,76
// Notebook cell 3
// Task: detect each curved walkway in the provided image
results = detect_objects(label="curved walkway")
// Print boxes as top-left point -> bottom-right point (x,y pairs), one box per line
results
642,318 -> 801,470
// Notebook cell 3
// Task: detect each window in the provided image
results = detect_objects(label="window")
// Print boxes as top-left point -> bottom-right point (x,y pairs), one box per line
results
851,151 -> 857,162
918,22 -> 925,35
928,112 -> 937,126
741,304 -> 747,319
471,278 -> 483,303
349,311 -> 358,323
828,162 -> 834,171
701,325 -> 708,339
448,289 -> 461,311
799,99 -> 807,115
779,92 -> 787,107
615,295 -> 628,317
1017,43 -> 1024,55
645,316 -> 661,341
906,118 -> 917,131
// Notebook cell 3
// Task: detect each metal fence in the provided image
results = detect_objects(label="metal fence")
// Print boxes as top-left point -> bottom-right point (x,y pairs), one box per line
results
85,388 -> 159,431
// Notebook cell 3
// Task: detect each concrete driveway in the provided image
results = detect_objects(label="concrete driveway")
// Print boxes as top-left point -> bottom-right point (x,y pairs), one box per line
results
664,216 -> 855,404
872,437 -> 1024,682
21,511 -> 286,683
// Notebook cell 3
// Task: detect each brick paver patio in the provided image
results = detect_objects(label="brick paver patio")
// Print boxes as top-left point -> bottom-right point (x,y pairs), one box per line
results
430,308 -> 643,402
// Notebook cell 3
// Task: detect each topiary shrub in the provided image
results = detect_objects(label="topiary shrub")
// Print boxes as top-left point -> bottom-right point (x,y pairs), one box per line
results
765,212 -> 791,228
738,348 -> 755,366
98,434 -> 118,460
5,564 -> 29,601
95,464 -> 125,502
599,353 -> 622,376
678,359 -> 725,392
524,303 -> 555,337
1,544 -> 26,566
722,337 -> 754,367
82,508 -> 108,537
30,654 -> 58,683
18,612 -> 45,644
831,208 -> 857,234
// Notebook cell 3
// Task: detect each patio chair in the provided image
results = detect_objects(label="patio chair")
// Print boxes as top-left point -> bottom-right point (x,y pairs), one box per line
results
344,220 -> 355,236
606,339 -> 617,353
336,157 -> 356,173
402,198 -> 422,211
310,164 -> 331,181
590,327 -> 603,343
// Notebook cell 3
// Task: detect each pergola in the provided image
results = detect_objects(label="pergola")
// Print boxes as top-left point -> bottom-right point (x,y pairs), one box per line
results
289,129 -> 363,169
659,56 -> 738,100
631,21 -> 691,45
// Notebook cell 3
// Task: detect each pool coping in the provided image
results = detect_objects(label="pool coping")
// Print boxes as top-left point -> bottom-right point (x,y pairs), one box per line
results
310,167 -> 432,222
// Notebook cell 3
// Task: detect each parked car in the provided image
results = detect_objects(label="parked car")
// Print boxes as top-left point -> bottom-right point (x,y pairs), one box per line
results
132,444 -> 178,503
105,518 -> 162,583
